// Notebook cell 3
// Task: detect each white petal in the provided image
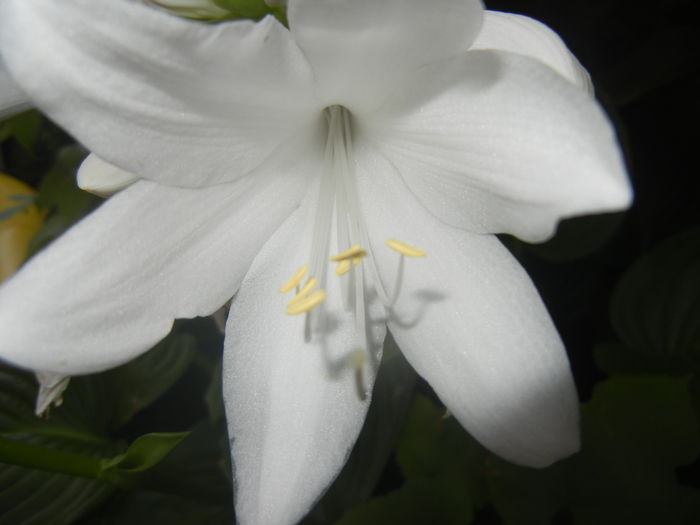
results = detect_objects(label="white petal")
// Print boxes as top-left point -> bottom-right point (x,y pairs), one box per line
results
288,0 -> 484,113
363,50 -> 631,243
224,190 -> 386,525
0,56 -> 30,119
34,372 -> 70,416
0,0 -> 319,187
77,155 -> 139,197
148,0 -> 231,18
356,143 -> 579,467
472,11 -> 593,93
0,155 -> 313,375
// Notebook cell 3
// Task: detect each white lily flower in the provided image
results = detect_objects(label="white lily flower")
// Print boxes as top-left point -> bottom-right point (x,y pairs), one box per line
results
0,55 -> 30,119
146,0 -> 232,19
0,1 -> 631,524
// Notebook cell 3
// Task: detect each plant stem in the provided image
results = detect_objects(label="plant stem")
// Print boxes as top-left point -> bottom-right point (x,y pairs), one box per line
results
0,436 -> 104,480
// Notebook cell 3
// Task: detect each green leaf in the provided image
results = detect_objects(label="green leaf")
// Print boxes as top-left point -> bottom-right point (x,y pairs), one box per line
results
7,111 -> 43,152
484,451 -> 576,525
137,421 -> 232,504
212,0 -> 277,18
35,145 -> 95,218
100,432 -> 189,483
139,420 -> 233,507
0,365 -> 116,525
0,436 -> 104,479
609,227 -> 700,373
0,344 -> 196,523
304,337 -> 417,524
487,376 -> 700,525
29,145 -> 100,254
77,491 -> 233,525
336,477 -> 473,525
0,459 -> 112,525
107,333 -> 197,429
204,358 -> 224,422
397,395 -> 485,493
0,111 -> 42,151
594,342 -> 689,377
571,375 -> 700,524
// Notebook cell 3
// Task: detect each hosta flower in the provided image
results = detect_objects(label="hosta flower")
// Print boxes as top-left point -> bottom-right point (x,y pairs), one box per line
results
0,59 -> 29,119
0,0 -> 631,524
146,0 -> 232,20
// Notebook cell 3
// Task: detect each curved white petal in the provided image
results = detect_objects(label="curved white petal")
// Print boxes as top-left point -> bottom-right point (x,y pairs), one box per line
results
0,56 -> 30,119
77,155 -> 139,197
364,50 -> 631,243
0,154 -> 313,375
355,143 -> 579,467
472,11 -> 593,93
148,0 -> 231,18
0,0 -> 319,187
224,189 -> 386,525
288,0 -> 484,113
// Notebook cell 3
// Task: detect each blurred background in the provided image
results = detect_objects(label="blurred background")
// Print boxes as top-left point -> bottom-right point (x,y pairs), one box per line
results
0,0 -> 699,523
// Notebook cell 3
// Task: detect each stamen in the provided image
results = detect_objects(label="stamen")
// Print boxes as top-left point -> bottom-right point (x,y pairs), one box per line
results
352,257 -> 362,266
386,239 -> 426,258
335,259 -> 351,276
286,290 -> 326,315
288,277 -> 318,306
347,349 -> 366,369
279,265 -> 309,293
329,244 -> 367,262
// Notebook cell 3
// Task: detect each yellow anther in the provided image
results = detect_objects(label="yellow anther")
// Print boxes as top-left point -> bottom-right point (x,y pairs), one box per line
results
329,244 -> 367,262
335,259 -> 351,276
385,239 -> 426,258
288,277 -> 318,306
352,257 -> 362,266
279,265 -> 309,293
286,290 -> 326,315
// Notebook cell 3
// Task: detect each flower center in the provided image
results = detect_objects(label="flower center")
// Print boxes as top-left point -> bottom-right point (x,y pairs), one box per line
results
278,105 -> 426,359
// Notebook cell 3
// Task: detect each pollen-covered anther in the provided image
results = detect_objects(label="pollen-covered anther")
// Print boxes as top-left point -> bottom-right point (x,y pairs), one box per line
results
288,277 -> 319,306
279,264 -> 309,293
335,259 -> 351,276
286,290 -> 326,315
329,244 -> 367,262
385,239 -> 426,258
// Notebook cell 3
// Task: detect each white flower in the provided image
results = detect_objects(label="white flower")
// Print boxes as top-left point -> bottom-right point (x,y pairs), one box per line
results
0,56 -> 30,119
146,0 -> 233,19
0,1 -> 631,524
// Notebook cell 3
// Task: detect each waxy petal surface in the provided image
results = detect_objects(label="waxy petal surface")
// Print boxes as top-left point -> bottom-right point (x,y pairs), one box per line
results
0,156 -> 311,375
0,57 -> 30,119
77,155 -> 139,197
356,143 -> 580,467
288,0 -> 483,113
0,0 -> 319,187
473,11 -> 592,93
363,50 -> 631,243
225,189 -> 386,525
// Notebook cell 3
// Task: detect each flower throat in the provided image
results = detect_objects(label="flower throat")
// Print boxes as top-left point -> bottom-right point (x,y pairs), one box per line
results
279,106 -> 425,338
